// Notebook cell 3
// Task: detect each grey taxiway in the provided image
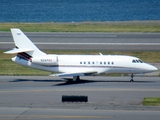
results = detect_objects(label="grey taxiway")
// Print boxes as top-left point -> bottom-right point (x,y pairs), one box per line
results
0,76 -> 160,120
0,32 -> 160,51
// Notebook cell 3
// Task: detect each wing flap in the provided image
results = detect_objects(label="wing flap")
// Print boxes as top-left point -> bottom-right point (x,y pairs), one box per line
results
50,71 -> 97,77
4,48 -> 34,54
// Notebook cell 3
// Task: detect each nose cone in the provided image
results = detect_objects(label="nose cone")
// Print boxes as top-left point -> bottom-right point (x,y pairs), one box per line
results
146,64 -> 158,72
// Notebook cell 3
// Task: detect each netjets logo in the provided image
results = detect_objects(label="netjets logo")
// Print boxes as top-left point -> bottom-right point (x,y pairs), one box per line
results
17,33 -> 21,35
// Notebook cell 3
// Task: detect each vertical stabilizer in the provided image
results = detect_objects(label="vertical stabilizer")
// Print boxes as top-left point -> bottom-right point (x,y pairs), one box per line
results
11,28 -> 46,57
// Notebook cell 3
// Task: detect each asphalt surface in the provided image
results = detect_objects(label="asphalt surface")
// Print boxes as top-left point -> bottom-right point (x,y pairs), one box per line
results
0,76 -> 160,120
0,32 -> 160,51
1,32 -> 160,119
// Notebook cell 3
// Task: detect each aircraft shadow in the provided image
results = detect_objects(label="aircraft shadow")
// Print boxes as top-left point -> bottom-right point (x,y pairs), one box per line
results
10,79 -> 62,83
10,78 -> 156,86
53,78 -> 155,86
53,79 -> 96,86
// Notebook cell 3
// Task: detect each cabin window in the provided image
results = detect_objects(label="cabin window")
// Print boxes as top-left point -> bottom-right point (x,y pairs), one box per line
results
92,62 -> 94,64
100,62 -> 102,64
88,62 -> 90,64
80,62 -> 82,64
84,62 -> 86,64
108,62 -> 110,65
104,62 -> 106,64
112,62 -> 114,65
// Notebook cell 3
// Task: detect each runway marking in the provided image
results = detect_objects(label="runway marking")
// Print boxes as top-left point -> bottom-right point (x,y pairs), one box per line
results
0,115 -> 113,119
1,42 -> 160,45
0,88 -> 160,93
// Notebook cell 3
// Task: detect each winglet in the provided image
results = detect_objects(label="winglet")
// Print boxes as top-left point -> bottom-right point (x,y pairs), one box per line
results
99,52 -> 103,56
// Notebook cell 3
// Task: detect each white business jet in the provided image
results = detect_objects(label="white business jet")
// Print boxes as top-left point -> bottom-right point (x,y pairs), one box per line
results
4,28 -> 158,82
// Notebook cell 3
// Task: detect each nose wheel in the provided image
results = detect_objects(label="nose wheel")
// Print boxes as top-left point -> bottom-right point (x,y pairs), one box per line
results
130,74 -> 134,82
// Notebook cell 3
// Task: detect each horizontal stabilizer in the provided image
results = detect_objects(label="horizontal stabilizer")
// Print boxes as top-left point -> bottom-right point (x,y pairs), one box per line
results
4,48 -> 34,54
50,71 -> 97,77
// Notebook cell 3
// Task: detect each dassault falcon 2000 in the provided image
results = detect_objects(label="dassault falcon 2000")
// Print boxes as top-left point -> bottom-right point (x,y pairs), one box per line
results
4,28 -> 158,82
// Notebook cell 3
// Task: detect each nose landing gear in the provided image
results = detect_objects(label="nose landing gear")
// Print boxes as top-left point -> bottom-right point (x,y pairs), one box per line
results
130,74 -> 134,82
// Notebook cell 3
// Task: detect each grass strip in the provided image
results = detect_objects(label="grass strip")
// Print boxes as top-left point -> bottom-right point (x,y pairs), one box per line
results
1,50 -> 160,76
143,98 -> 160,106
0,21 -> 160,32
0,59 -> 50,76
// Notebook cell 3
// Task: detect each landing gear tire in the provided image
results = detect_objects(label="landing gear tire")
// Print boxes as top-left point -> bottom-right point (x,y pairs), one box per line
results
130,79 -> 134,82
73,76 -> 80,81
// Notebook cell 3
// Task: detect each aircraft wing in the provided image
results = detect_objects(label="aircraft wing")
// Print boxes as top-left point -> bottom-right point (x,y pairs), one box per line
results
50,71 -> 98,77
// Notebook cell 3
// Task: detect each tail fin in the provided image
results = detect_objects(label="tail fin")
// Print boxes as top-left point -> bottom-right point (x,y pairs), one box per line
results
5,28 -> 46,57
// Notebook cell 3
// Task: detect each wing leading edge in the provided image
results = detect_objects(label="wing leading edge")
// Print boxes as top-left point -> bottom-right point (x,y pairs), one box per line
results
50,71 -> 98,77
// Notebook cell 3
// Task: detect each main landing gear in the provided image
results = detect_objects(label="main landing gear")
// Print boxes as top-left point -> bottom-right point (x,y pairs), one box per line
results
130,74 -> 134,82
73,76 -> 80,81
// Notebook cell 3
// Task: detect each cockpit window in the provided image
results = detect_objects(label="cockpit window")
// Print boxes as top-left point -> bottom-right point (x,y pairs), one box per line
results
132,59 -> 143,63
132,60 -> 136,63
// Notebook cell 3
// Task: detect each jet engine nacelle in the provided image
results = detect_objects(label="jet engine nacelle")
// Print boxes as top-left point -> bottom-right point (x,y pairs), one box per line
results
31,56 -> 58,66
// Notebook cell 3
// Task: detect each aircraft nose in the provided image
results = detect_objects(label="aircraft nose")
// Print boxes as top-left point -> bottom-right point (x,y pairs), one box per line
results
148,65 -> 158,72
